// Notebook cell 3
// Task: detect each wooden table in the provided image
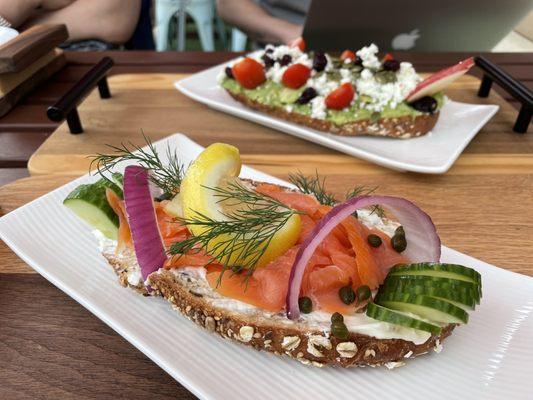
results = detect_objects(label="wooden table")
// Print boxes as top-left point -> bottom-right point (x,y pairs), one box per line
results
1,51 -> 532,399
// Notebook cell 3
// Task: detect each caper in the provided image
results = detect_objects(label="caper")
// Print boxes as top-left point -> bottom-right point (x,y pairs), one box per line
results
367,234 -> 382,248
331,321 -> 349,340
298,296 -> 313,314
338,285 -> 356,305
391,233 -> 407,253
331,312 -> 344,324
356,285 -> 371,302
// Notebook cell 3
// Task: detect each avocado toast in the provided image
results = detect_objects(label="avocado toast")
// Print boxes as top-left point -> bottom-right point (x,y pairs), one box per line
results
219,43 -> 474,138
64,139 -> 482,368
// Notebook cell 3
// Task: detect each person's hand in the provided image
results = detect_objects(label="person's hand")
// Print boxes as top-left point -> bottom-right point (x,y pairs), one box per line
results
40,0 -> 76,11
277,21 -> 303,45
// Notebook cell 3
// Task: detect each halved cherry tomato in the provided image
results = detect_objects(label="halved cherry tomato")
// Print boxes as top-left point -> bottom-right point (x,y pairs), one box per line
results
281,63 -> 311,89
289,37 -> 306,51
325,83 -> 355,110
383,53 -> 394,62
232,57 -> 266,89
340,50 -> 356,61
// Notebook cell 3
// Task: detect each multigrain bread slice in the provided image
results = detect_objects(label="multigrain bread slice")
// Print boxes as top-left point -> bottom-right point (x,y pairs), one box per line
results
98,180 -> 453,368
147,267 -> 454,368
226,91 -> 439,139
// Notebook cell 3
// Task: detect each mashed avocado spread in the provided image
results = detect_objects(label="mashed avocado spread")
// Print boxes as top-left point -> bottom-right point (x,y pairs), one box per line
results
221,78 -> 444,125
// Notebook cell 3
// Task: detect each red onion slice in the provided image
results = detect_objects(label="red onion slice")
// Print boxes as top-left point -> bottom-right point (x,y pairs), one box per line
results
286,195 -> 441,319
124,165 -> 167,281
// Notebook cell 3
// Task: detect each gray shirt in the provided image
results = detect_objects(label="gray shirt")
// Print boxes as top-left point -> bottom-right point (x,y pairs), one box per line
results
258,0 -> 311,25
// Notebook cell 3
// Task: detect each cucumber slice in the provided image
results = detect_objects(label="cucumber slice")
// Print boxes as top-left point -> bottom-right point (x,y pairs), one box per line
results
63,179 -> 120,239
375,293 -> 469,324
384,275 -> 481,302
379,284 -> 476,310
390,263 -> 481,284
366,302 -> 442,335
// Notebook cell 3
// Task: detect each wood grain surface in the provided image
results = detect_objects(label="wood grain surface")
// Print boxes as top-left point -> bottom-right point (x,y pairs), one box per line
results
0,51 -> 66,117
27,73 -> 532,176
0,24 -> 68,73
1,52 -> 533,400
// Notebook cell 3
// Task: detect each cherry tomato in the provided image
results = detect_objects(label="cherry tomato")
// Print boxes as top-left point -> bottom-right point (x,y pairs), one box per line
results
232,58 -> 266,89
289,37 -> 306,51
282,63 -> 311,89
325,83 -> 355,110
383,53 -> 394,62
340,50 -> 356,61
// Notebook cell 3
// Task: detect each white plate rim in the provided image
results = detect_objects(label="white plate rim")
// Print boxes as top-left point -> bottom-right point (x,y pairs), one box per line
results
175,61 -> 499,174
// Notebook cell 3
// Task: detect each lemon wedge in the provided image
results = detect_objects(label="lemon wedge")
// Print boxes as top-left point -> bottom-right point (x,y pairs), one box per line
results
170,143 -> 301,269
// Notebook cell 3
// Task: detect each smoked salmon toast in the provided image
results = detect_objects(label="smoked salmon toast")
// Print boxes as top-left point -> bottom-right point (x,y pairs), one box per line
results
64,140 -> 482,368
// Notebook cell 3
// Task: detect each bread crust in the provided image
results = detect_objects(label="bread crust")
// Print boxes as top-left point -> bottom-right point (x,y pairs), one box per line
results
148,269 -> 454,368
226,90 -> 439,138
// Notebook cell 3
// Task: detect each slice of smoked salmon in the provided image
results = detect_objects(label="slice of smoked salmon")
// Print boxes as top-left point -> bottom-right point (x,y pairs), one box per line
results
154,201 -> 189,247
311,290 -> 355,315
106,188 -> 132,252
256,183 -> 321,215
206,266 -> 278,312
341,216 -> 382,289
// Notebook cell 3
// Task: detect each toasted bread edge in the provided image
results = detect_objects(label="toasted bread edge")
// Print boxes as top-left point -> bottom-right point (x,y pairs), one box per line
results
226,90 -> 439,138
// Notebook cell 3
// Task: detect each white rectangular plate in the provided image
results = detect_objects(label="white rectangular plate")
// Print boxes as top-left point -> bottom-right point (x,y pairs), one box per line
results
175,62 -> 499,174
1,134 -> 532,400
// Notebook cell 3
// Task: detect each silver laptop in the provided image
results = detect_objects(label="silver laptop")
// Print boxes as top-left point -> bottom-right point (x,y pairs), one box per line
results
303,0 -> 533,51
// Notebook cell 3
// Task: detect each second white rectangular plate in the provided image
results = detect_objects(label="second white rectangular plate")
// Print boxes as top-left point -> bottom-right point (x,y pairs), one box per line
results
1,134 -> 532,400
176,62 -> 499,174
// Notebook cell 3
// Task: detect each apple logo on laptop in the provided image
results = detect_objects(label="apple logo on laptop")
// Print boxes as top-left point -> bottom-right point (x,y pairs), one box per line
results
392,29 -> 420,50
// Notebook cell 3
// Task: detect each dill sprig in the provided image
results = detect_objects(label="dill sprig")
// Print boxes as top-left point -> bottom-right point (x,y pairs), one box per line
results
170,181 -> 302,282
90,133 -> 185,196
289,170 -> 385,216
345,185 -> 385,217
288,171 -> 337,206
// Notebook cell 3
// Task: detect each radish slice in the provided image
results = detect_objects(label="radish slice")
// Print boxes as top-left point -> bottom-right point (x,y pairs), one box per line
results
286,196 -> 441,319
406,57 -> 475,102
124,165 -> 167,281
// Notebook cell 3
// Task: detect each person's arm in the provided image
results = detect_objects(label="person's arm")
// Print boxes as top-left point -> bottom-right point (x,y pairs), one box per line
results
216,0 -> 301,44
0,0 -> 42,27
25,0 -> 141,43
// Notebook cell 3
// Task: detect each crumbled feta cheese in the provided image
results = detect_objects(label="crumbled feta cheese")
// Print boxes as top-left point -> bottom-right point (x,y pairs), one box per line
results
293,52 -> 313,69
307,73 -> 337,96
355,60 -> 421,112
265,62 -> 288,83
310,96 -> 326,119
271,45 -> 303,61
340,68 -> 352,84
285,105 -> 293,113
324,54 -> 334,72
356,43 -> 381,69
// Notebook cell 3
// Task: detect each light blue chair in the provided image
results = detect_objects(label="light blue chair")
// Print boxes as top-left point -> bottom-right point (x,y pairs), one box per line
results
155,0 -> 248,51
